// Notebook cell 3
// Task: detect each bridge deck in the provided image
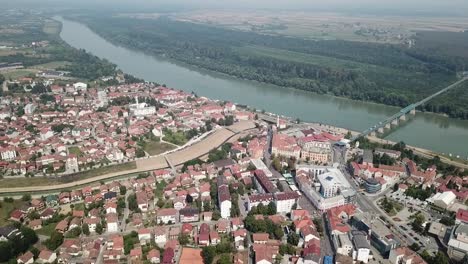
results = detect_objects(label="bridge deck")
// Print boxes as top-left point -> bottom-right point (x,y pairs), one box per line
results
351,77 -> 467,141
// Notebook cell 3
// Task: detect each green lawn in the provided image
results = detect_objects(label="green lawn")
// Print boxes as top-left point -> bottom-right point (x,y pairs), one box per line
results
31,61 -> 70,70
143,141 -> 176,156
0,200 -> 26,226
0,162 -> 137,188
0,177 -> 61,189
36,223 -> 57,237
2,69 -> 37,79
68,146 -> 83,157
60,161 -> 137,183
73,203 -> 85,211
163,131 -> 189,146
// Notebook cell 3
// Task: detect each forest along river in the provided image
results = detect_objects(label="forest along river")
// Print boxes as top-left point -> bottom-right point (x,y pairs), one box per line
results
58,17 -> 468,157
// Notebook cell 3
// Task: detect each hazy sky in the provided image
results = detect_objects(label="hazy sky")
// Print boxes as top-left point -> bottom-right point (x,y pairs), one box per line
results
2,0 -> 468,16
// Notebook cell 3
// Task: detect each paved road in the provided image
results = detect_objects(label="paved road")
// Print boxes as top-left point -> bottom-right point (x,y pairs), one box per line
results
339,166 -> 416,247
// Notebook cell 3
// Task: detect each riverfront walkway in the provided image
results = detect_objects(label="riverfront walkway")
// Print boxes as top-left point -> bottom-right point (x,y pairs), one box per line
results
0,121 -> 256,195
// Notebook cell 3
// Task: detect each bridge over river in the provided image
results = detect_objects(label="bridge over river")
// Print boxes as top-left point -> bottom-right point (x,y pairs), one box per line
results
351,77 -> 468,141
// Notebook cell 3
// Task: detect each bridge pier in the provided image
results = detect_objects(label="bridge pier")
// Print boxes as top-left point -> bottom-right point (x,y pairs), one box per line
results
385,123 -> 391,129
410,109 -> 416,115
391,119 -> 398,126
370,132 -> 377,137
399,114 -> 406,121
377,127 -> 385,134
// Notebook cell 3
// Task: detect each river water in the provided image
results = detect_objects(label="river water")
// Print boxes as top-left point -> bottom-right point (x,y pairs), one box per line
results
57,17 -> 468,157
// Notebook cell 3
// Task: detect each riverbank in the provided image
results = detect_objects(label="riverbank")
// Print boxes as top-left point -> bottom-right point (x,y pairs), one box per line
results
56,17 -> 468,157
302,119 -> 468,169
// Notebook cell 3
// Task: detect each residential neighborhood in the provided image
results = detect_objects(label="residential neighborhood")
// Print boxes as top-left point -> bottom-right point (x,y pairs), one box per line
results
0,80 -> 466,264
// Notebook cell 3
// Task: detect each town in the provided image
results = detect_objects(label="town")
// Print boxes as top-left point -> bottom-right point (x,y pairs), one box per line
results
0,76 -> 467,264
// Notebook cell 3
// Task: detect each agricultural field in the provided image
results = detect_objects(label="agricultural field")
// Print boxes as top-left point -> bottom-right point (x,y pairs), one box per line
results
172,10 -> 468,44
76,13 -> 468,119
42,19 -> 61,35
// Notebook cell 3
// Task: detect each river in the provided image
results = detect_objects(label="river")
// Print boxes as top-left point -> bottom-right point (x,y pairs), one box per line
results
57,17 -> 468,158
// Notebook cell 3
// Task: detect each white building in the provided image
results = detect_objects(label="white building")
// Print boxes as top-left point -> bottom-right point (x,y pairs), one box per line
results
24,103 -> 36,115
275,192 -> 300,214
97,90 -> 108,107
106,214 -> 119,233
301,184 -> 347,211
157,209 -> 178,224
389,247 -> 427,264
448,223 -> 468,261
426,191 -> 457,209
336,234 -> 353,256
250,159 -> 273,177
73,82 -> 87,91
65,155 -> 79,173
352,232 -> 370,264
248,194 -> 275,211
219,196 -> 232,219
317,169 -> 349,198
129,97 -> 156,117
218,177 -> 232,219
138,229 -> 152,245
0,147 -> 16,161
40,129 -> 54,141
107,148 -> 124,162
154,227 -> 167,247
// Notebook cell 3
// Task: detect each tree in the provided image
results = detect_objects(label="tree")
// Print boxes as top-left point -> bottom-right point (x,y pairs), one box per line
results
272,157 -> 282,171
136,148 -> 146,158
20,227 -> 38,246
128,194 -> 139,211
45,231 -> 63,250
267,202 -> 277,215
178,234 -> 190,246
313,218 -> 323,234
66,227 -> 82,238
218,254 -> 231,264
409,242 -> 420,251
432,251 -> 449,264
21,194 -> 31,202
119,186 -> 127,195
212,210 -> 221,221
412,213 -> 425,233
201,246 -> 216,264
237,184 -> 245,195
186,194 -> 194,204
96,223 -> 103,234
156,199 -> 165,208
287,232 -> 299,246
247,163 -> 256,171
440,216 -> 455,226
82,223 -> 90,236
0,242 -> 12,262
279,244 -> 295,255
345,131 -> 352,139
275,254 -> 283,264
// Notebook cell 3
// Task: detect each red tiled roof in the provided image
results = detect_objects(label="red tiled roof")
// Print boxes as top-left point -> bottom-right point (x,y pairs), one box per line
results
456,208 -> 468,223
